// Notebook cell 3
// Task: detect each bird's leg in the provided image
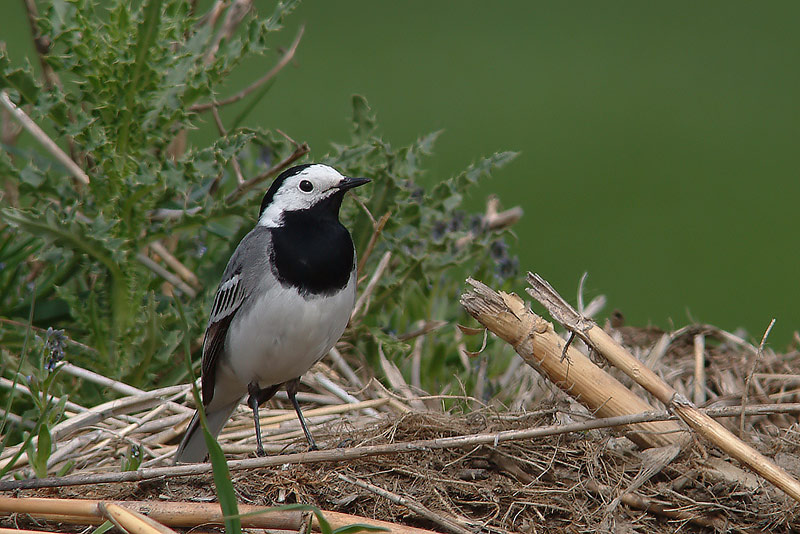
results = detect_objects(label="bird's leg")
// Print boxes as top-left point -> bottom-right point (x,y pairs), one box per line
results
247,382 -> 279,457
286,378 -> 318,451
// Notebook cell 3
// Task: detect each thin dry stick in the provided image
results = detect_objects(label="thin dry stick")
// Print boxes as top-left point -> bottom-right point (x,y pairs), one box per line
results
224,142 -> 310,204
192,26 -> 305,112
199,0 -> 227,28
273,389 -> 341,405
693,333 -> 706,404
0,528 -> 54,534
337,473 -> 475,534
454,196 -> 523,249
148,241 -> 201,288
368,379 -> 414,414
0,90 -> 89,185
351,251 -> 392,320
0,497 -> 437,534
357,211 -> 391,276
525,272 -> 800,504
378,347 -> 428,412
740,318 -> 776,438
410,330 -> 424,391
672,323 -> 761,355
88,394 -> 183,459
244,397 -> 388,430
397,320 -> 448,341
59,363 -> 186,401
148,206 -> 203,221
136,252 -> 198,298
204,0 -> 252,65
326,347 -> 365,388
310,373 -> 380,416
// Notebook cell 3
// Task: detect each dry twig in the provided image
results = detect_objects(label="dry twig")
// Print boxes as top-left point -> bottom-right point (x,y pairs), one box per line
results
192,26 -> 305,112
224,141 -> 310,204
337,473 -> 475,534
740,318 -> 776,437
136,252 -> 198,298
0,91 -> 89,186
693,333 -> 706,404
148,241 -> 201,289
0,497 -> 436,534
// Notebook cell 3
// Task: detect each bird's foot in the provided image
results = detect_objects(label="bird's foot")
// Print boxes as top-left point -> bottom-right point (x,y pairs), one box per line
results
255,446 -> 267,457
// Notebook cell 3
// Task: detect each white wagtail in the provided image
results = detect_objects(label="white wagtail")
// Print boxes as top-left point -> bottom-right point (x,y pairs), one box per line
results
175,164 -> 369,463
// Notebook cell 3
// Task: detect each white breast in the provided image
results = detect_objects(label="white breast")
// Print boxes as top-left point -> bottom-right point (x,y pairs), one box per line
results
222,275 -> 356,389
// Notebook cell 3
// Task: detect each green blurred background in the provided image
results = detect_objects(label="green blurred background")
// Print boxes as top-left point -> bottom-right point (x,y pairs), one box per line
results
4,1 -> 798,347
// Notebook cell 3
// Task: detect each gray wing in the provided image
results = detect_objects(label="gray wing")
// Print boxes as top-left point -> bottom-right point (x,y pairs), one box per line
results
201,227 -> 273,405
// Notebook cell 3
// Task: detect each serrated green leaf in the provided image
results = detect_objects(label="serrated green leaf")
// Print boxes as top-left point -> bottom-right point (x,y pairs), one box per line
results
118,0 -> 164,154
0,56 -> 40,106
34,423 -> 52,477
351,94 -> 376,142
18,166 -> 45,187
3,208 -> 132,346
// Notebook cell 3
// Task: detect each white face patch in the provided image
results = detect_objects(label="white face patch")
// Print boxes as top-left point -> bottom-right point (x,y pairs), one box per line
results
257,164 -> 346,228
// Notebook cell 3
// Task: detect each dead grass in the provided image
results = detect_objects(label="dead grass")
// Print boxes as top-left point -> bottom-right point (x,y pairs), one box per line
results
2,318 -> 800,533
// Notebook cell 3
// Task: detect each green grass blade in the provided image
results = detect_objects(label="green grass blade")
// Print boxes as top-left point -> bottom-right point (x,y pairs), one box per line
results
204,427 -> 241,534
333,524 -> 391,534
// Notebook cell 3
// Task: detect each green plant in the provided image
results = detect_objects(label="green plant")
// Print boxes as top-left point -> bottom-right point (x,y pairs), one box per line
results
1,0 -> 304,396
328,96 -> 519,400
0,0 -> 520,430
0,324 -> 68,479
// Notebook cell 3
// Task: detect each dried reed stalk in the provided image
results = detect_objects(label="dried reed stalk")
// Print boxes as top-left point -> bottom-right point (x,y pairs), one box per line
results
0,497 -> 437,534
99,502 -> 177,534
524,272 -> 800,504
460,278 -> 686,449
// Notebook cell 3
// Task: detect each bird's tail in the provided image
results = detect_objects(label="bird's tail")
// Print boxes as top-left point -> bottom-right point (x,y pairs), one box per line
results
173,399 -> 240,464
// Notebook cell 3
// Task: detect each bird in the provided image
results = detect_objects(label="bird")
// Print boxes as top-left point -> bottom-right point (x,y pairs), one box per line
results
174,163 -> 370,463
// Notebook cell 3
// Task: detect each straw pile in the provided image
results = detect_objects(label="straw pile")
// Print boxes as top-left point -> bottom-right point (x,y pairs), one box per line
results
2,274 -> 799,533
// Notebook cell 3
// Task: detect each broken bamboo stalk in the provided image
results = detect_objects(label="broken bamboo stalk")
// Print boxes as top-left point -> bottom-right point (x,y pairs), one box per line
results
460,278 -> 686,449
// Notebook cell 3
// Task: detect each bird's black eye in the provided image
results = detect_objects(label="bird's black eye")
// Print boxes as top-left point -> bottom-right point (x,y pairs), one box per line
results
299,180 -> 313,193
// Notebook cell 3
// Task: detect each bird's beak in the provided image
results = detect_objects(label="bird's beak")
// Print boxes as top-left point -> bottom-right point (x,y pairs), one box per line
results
337,176 -> 371,191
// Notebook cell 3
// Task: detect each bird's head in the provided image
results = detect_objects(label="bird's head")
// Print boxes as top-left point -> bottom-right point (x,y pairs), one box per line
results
257,164 -> 370,227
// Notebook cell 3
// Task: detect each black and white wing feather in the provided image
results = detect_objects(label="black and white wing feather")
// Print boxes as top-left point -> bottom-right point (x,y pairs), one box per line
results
199,227 -> 274,405
201,269 -> 247,405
